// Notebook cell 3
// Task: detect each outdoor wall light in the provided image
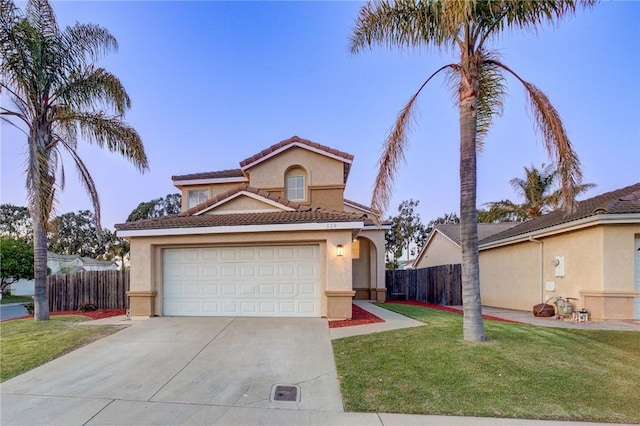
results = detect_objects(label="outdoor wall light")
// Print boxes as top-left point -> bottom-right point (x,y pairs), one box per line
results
336,244 -> 344,257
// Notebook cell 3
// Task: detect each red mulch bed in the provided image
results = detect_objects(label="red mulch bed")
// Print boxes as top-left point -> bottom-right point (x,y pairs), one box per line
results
6,309 -> 126,321
386,301 -> 523,324
328,304 -> 385,328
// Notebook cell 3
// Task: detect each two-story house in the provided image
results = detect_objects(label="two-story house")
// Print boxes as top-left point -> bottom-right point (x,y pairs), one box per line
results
116,136 -> 388,319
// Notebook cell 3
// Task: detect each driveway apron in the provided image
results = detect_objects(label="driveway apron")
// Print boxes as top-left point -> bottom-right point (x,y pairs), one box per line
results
0,317 -> 343,425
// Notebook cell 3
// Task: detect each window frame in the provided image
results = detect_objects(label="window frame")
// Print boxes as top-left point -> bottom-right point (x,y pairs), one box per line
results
286,175 -> 305,201
187,189 -> 210,208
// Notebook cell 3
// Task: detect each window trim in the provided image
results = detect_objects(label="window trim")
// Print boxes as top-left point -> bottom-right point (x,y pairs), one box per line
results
187,189 -> 210,209
286,175 -> 305,201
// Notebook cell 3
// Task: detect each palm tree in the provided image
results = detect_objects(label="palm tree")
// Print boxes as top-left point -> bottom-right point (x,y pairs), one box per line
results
484,164 -> 596,222
351,0 -> 593,342
1,0 -> 148,320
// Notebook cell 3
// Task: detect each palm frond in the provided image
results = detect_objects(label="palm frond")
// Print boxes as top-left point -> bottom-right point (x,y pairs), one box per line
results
70,111 -> 149,172
371,63 -> 454,217
26,0 -> 59,39
58,138 -> 102,228
476,0 -> 595,48
350,0 -> 459,54
492,61 -> 582,212
63,22 -> 117,63
53,67 -> 131,114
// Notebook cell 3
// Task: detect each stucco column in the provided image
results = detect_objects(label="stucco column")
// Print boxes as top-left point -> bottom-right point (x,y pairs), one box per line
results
126,238 -> 156,319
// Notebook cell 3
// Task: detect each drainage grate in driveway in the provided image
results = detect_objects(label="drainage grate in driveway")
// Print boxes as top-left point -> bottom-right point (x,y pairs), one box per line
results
270,384 -> 300,402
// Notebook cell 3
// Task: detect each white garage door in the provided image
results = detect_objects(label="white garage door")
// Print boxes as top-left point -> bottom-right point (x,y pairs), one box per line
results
163,245 -> 320,317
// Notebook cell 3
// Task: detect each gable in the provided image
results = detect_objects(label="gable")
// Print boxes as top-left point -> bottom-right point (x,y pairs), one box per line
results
245,146 -> 347,190
200,192 -> 294,215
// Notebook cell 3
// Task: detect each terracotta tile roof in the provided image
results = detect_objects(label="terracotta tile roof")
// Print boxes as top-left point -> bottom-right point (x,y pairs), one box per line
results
115,209 -> 366,232
435,223 -> 517,246
344,198 -> 372,213
239,136 -> 354,168
180,184 -> 301,216
481,183 -> 640,245
171,168 -> 246,182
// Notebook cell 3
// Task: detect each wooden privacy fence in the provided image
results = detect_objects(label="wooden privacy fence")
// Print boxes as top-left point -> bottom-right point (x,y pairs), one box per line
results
386,264 -> 462,305
48,270 -> 129,311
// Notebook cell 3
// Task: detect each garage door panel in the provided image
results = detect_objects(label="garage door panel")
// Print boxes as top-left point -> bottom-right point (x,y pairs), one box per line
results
163,245 -> 320,317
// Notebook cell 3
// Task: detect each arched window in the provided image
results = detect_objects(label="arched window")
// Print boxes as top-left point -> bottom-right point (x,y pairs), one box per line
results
285,166 -> 307,201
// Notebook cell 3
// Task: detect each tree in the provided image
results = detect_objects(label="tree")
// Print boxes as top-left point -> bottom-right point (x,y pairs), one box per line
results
0,236 -> 34,294
385,200 -> 428,267
1,0 -> 148,320
0,204 -> 33,240
351,0 -> 592,342
483,163 -> 596,222
425,212 -> 460,234
127,193 -> 181,222
48,210 -> 109,259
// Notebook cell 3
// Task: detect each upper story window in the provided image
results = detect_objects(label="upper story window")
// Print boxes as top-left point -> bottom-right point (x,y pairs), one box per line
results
187,189 -> 210,208
286,175 -> 305,201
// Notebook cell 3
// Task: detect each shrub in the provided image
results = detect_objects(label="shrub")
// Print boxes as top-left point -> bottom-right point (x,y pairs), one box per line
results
24,302 -> 34,315
78,302 -> 97,312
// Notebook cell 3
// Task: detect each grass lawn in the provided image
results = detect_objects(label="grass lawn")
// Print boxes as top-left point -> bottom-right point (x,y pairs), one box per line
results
1,294 -> 33,304
333,303 -> 640,423
1,316 -> 123,382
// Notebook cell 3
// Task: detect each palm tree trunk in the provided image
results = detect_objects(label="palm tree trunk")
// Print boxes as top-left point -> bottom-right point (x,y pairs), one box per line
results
459,69 -> 486,342
32,214 -> 49,321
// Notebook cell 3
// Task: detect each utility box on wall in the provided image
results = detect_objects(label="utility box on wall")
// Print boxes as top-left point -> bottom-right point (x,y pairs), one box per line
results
553,256 -> 565,277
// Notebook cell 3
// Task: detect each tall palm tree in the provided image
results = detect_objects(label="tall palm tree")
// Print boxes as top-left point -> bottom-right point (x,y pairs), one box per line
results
1,0 -> 148,320
351,0 -> 593,341
484,164 -> 596,222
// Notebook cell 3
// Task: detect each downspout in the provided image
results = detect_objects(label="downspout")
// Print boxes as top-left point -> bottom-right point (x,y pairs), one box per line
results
529,236 -> 544,303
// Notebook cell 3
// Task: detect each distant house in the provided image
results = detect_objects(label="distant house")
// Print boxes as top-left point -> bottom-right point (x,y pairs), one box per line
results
413,223 -> 516,269
9,252 -> 117,296
480,183 -> 640,320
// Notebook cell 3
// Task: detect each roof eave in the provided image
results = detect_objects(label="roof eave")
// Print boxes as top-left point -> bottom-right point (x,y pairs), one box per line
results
117,220 -> 365,238
479,213 -> 640,250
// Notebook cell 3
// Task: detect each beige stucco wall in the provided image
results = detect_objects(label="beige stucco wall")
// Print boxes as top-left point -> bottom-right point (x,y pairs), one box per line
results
127,228 -> 355,318
480,223 -> 640,319
248,147 -> 344,188
414,234 -> 462,268
179,182 -> 241,211
203,195 -> 281,214
310,187 -> 345,211
480,240 -> 541,311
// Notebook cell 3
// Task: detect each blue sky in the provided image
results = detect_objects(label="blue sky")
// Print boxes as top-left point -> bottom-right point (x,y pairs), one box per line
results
1,1 -> 638,230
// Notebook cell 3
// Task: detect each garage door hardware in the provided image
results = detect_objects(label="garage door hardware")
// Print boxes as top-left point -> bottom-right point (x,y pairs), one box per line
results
270,384 -> 300,402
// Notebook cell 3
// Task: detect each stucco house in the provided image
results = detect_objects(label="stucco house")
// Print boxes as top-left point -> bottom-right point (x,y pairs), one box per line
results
116,136 -> 388,319
480,183 -> 640,320
413,223 -> 515,269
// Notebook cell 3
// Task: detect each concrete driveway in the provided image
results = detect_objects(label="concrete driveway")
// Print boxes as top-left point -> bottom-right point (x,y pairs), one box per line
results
0,317 -> 344,425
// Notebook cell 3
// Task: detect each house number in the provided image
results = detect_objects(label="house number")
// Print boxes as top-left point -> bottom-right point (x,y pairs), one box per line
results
326,223 -> 337,229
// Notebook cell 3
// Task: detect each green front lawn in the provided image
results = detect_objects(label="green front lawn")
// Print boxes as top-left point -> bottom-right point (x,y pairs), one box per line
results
333,304 -> 640,423
1,294 -> 33,304
1,316 -> 123,382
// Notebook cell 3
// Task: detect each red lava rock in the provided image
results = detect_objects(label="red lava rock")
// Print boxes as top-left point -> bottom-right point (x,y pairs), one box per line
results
11,309 -> 127,321
386,301 -> 523,324
328,304 -> 385,328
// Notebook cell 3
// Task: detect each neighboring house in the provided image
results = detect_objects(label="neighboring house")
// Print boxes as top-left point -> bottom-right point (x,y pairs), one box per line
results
47,251 -> 118,274
116,136 -> 389,319
413,223 -> 516,269
9,251 -> 117,296
480,183 -> 640,321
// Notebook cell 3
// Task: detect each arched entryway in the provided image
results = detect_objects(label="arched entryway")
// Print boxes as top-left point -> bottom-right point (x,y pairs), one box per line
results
352,236 -> 379,300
